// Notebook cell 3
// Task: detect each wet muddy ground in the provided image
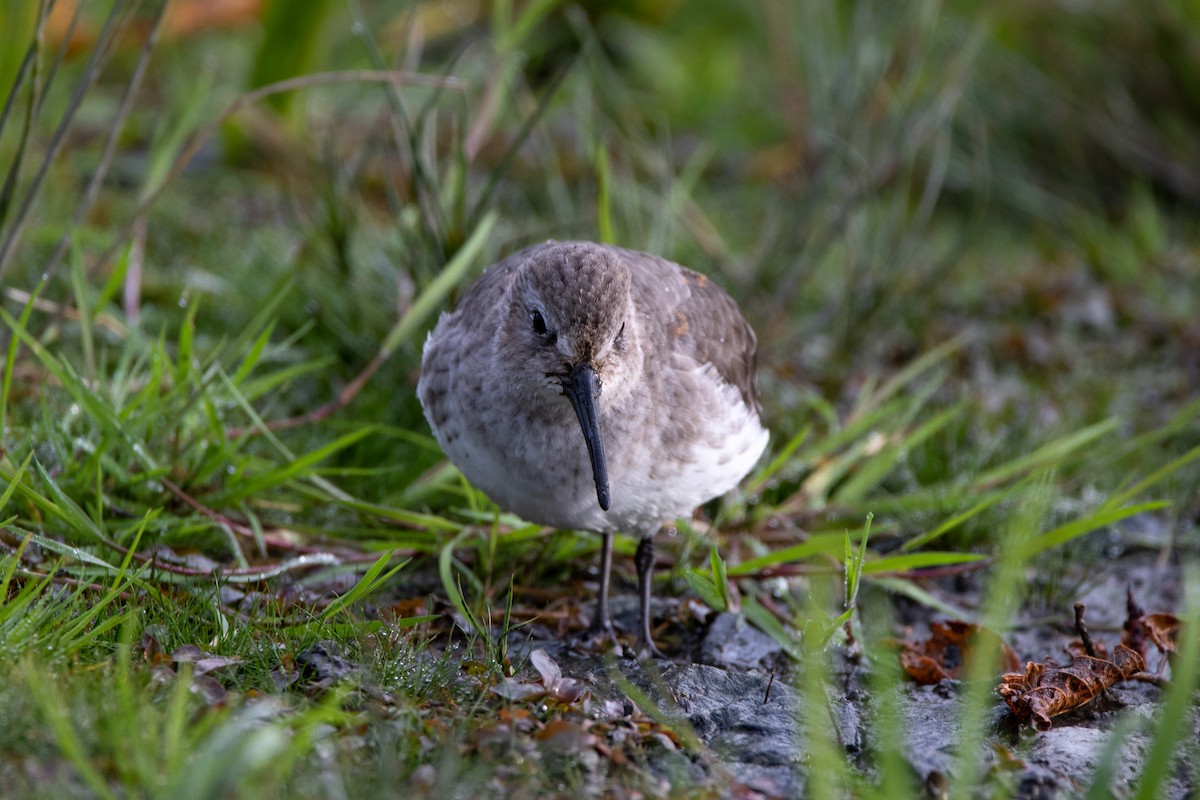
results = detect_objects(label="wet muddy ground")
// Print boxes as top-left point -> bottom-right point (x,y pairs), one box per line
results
487,538 -> 1196,798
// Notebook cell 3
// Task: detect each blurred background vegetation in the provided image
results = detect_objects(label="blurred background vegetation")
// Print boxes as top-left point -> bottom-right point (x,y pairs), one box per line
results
4,0 -> 1195,524
0,0 -> 1198,795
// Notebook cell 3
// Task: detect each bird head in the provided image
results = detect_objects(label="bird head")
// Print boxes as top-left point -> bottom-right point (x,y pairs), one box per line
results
497,243 -> 643,511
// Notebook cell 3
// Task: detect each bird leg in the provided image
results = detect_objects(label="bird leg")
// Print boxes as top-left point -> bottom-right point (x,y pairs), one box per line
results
634,535 -> 666,659
583,531 -> 622,653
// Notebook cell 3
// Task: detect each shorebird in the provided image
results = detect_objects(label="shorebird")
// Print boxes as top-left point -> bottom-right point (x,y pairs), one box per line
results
418,241 -> 768,657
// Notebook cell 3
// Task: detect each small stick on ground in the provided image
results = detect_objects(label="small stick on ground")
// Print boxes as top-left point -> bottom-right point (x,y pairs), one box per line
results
1125,586 -> 1146,623
1128,671 -> 1169,689
1074,602 -> 1098,658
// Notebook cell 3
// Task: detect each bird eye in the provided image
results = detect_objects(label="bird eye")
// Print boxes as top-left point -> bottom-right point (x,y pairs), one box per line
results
530,310 -> 557,344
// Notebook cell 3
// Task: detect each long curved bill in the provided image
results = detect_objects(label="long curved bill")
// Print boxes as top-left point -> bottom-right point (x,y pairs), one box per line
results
561,362 -> 610,511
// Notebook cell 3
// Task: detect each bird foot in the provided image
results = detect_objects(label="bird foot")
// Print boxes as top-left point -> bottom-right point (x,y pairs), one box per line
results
633,636 -> 667,661
577,618 -> 625,657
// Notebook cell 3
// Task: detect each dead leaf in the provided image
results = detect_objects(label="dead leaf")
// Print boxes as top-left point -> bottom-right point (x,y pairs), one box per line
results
998,643 -> 1145,731
497,707 -> 536,732
190,673 -> 228,705
898,620 -> 1020,684
193,655 -> 243,676
269,668 -> 299,691
530,648 -> 561,687
140,630 -> 162,662
492,677 -> 544,701
536,719 -> 596,752
1124,611 -> 1180,666
529,648 -> 587,703
170,645 -> 204,662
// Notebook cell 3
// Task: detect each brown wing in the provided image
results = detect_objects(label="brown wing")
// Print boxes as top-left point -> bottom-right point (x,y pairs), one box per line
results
617,247 -> 762,413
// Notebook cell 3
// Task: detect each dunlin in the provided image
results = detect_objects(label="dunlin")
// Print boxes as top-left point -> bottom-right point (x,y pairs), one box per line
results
418,241 -> 768,657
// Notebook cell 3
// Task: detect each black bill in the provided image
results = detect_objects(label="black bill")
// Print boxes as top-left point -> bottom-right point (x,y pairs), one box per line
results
561,362 -> 610,511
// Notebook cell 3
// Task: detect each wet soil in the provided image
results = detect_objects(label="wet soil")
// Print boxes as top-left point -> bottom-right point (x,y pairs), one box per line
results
498,542 -> 1197,799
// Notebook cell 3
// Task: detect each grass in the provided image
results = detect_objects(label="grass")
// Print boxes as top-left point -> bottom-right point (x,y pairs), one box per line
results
0,0 -> 1198,797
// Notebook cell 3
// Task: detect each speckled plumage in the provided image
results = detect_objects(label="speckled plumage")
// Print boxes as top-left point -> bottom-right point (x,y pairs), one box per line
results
418,241 -> 768,656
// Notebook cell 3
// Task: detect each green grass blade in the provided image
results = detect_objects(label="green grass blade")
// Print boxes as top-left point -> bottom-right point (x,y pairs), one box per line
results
974,417 -> 1119,488
1013,500 -> 1170,560
213,426 -> 375,504
861,550 -> 986,575
380,210 -> 498,356
30,460 -> 112,545
24,658 -> 119,800
1132,566 -> 1200,800
321,551 -> 409,620
1105,442 -> 1200,509
856,334 -> 966,416
901,479 -> 1030,551
726,532 -> 846,577
744,423 -> 811,497
0,449 -> 34,513
0,306 -> 158,472
0,276 -> 45,435
439,529 -> 486,639
835,403 -> 965,503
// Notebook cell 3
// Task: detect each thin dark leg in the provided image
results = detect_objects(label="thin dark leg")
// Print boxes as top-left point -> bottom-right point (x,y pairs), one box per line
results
584,532 -> 620,650
634,535 -> 666,658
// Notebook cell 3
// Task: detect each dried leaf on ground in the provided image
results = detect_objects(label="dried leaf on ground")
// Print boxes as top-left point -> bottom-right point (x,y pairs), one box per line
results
998,643 -> 1145,731
897,620 -> 1020,684
1122,592 -> 1180,673
530,648 -> 587,703
492,649 -> 587,703
492,677 -> 545,701
536,719 -> 597,752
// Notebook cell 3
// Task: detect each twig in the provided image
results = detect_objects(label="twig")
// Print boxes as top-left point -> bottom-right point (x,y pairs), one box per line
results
1125,586 -> 1146,622
763,667 -> 777,704
13,569 -> 134,601
3,526 -> 372,580
1127,671 -> 1169,689
1,288 -> 130,336
1074,602 -> 1098,658
161,477 -> 346,556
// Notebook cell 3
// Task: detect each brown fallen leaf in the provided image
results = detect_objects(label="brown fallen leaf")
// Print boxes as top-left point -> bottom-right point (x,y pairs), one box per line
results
491,677 -> 544,701
192,656 -> 244,676
490,650 -> 588,703
998,643 -> 1146,731
1122,593 -> 1180,673
140,630 -> 163,662
497,707 -> 536,733
190,674 -> 228,705
897,620 -> 1020,684
170,644 -> 204,662
530,648 -> 587,704
536,719 -> 597,752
